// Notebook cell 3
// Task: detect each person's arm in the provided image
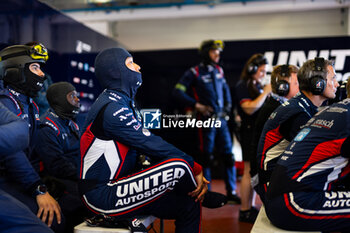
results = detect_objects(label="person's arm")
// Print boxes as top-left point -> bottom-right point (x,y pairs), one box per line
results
0,98 -> 62,227
174,69 -> 214,116
240,84 -> 272,115
0,102 -> 29,155
222,79 -> 232,114
173,69 -> 197,107
35,126 -> 78,179
279,112 -> 311,141
341,136 -> 350,158
4,150 -> 62,226
101,102 -> 202,175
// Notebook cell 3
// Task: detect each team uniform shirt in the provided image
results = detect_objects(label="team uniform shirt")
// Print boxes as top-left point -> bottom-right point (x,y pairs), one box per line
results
265,99 -> 350,232
250,94 -> 284,184
256,92 -> 318,202
35,109 -> 80,179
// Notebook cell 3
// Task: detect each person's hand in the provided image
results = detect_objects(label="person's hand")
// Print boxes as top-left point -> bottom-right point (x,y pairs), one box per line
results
36,192 -> 62,227
195,103 -> 213,116
263,83 -> 272,94
188,171 -> 209,202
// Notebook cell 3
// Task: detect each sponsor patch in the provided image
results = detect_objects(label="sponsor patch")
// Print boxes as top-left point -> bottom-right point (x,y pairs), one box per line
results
294,128 -> 311,142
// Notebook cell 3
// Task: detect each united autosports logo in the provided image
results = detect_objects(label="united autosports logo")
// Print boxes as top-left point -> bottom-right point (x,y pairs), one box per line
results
141,109 -> 162,129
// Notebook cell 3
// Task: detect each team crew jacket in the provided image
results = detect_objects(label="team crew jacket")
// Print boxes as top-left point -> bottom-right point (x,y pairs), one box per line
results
265,99 -> 350,232
256,92 -> 318,202
250,94 -> 284,183
0,97 -> 53,233
174,63 -> 231,114
80,89 -> 202,214
0,88 -> 42,193
36,109 -> 80,179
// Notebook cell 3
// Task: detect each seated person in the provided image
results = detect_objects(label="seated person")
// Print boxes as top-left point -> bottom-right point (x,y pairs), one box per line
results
36,82 -> 80,180
266,97 -> 350,232
79,47 -> 225,233
256,58 -> 339,204
34,82 -> 84,232
0,102 -> 53,233
0,43 -> 63,232
250,64 -> 299,202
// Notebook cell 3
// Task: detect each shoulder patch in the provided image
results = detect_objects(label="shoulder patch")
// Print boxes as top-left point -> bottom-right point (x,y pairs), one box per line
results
294,128 -> 311,142
44,117 -> 60,136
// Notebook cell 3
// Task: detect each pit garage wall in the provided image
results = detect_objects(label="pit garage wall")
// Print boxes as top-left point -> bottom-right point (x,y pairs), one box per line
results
85,7 -> 349,51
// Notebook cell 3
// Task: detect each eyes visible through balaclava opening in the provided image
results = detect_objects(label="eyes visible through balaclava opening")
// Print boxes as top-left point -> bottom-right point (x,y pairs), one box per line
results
125,57 -> 141,73
28,62 -> 45,78
66,90 -> 80,108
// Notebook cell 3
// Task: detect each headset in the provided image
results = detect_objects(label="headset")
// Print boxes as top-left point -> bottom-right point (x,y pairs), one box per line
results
309,57 -> 326,95
276,64 -> 290,97
247,54 -> 268,75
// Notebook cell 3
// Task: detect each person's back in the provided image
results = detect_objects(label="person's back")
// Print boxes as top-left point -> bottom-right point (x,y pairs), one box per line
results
250,64 -> 299,195
265,98 -> 350,232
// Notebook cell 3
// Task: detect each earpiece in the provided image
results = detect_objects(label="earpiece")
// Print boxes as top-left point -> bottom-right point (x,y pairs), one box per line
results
276,65 -> 290,97
310,57 -> 326,95
247,55 -> 268,75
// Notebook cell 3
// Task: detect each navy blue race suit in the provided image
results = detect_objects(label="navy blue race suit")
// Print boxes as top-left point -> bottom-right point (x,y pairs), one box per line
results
0,101 -> 53,233
36,109 -> 80,179
256,92 -> 318,203
265,98 -> 350,232
0,87 -> 65,233
35,108 -> 87,232
250,94 -> 285,187
174,63 -> 236,194
80,48 -> 203,233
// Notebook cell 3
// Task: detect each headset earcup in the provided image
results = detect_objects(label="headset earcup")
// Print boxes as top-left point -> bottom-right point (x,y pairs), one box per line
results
276,80 -> 290,97
3,68 -> 24,85
310,76 -> 326,95
247,63 -> 258,75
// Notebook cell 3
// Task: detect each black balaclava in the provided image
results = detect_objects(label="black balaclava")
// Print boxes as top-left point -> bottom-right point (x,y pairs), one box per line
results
9,63 -> 46,97
94,47 -> 142,99
46,82 -> 80,120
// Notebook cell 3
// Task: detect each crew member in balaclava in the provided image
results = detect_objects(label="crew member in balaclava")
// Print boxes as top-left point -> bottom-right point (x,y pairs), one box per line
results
35,81 -> 86,233
79,47 -> 226,233
0,44 -> 63,232
173,40 -> 240,204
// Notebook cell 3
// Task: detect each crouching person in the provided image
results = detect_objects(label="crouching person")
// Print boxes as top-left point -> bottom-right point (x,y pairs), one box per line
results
79,47 -> 225,232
